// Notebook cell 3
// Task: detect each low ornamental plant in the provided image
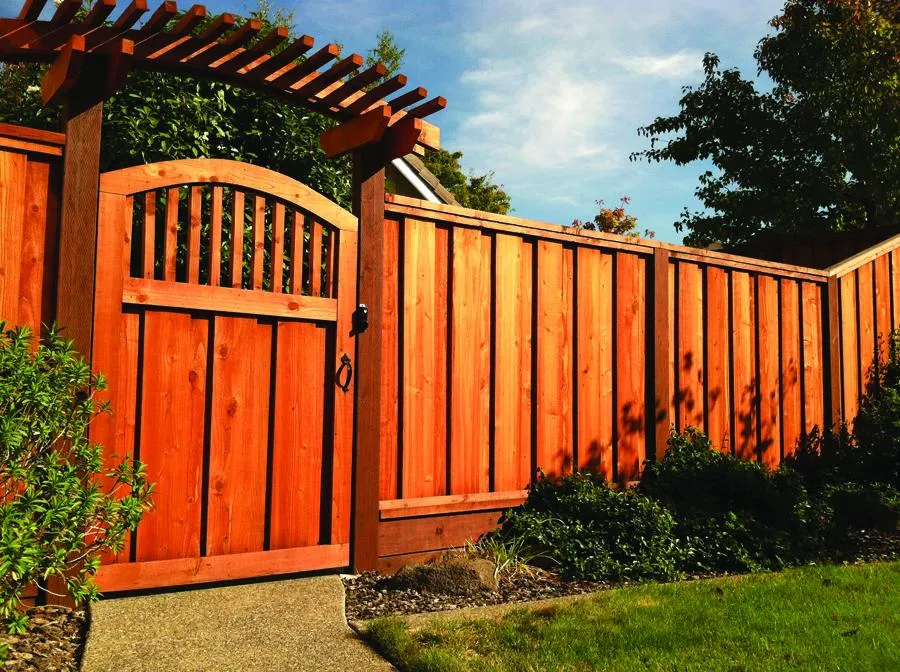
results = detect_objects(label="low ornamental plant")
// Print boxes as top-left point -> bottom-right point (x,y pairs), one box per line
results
497,471 -> 683,582
0,324 -> 152,634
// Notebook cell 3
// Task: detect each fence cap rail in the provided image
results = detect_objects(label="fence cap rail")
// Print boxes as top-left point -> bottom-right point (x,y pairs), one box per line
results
100,158 -> 357,231
827,232 -> 900,278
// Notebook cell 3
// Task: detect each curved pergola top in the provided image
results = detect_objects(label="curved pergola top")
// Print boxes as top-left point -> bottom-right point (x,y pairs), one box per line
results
0,0 -> 443,155
100,157 -> 358,230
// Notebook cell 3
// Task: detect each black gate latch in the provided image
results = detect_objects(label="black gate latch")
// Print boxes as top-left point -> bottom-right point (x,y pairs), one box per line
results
352,304 -> 369,335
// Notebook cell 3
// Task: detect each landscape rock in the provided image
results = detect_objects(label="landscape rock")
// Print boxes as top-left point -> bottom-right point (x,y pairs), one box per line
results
382,557 -> 499,596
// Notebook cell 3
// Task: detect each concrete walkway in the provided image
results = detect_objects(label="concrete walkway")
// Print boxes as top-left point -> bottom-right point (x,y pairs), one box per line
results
81,576 -> 393,672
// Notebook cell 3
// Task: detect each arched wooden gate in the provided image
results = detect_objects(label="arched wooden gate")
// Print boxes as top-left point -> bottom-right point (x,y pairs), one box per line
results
89,159 -> 358,592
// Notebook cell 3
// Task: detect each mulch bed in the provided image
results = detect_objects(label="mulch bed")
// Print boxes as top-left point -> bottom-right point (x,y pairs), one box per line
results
343,530 -> 900,622
1,607 -> 87,672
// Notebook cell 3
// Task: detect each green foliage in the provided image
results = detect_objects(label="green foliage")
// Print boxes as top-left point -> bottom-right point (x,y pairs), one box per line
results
497,472 -> 683,582
365,30 -> 406,85
572,195 -> 655,238
640,428 -> 827,572
422,149 -> 512,215
633,0 -> 899,247
825,482 -> 899,532
0,324 -> 152,632
464,536 -> 544,581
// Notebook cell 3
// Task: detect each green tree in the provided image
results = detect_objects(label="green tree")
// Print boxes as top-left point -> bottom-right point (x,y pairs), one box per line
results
632,0 -> 899,248
573,196 -> 654,238
366,29 -> 406,85
422,148 -> 512,215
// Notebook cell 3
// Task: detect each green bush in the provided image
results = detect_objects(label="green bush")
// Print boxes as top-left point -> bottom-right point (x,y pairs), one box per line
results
825,482 -> 900,532
639,428 -> 827,572
497,472 -> 683,582
0,325 -> 152,633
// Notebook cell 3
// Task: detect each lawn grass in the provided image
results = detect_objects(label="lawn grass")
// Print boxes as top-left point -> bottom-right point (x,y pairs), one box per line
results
365,561 -> 900,671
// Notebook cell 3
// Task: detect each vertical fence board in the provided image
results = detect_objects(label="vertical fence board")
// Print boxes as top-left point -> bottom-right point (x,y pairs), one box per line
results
677,261 -> 704,430
230,190 -> 245,288
0,150 -> 27,323
135,312 -> 207,562
893,250 -> 900,331
271,202 -> 285,293
705,266 -> 730,452
874,253 -> 890,368
450,228 -> 491,494
207,317 -> 271,556
616,252 -> 646,480
781,280 -> 802,457
494,234 -> 534,490
402,218 -> 447,497
309,220 -> 324,297
857,263 -> 875,391
732,271 -> 757,460
802,282 -> 824,433
575,247 -> 613,478
250,196 -> 265,290
18,158 -> 53,333
757,275 -> 781,467
840,272 -> 860,423
380,218 -> 401,500
209,186 -> 222,286
270,321 -> 325,549
164,187 -> 178,281
187,186 -> 202,283
536,241 -> 573,477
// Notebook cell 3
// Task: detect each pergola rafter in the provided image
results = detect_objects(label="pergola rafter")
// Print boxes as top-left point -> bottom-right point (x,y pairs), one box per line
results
0,0 -> 444,156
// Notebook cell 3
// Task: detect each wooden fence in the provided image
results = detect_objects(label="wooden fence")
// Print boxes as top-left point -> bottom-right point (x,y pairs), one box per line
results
2,122 -> 900,581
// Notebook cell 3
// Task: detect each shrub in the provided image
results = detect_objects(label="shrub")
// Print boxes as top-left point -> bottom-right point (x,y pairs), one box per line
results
825,482 -> 900,532
497,472 -> 683,582
0,324 -> 152,633
640,428 -> 827,572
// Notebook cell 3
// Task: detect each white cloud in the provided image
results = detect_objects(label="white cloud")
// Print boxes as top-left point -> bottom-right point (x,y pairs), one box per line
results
613,51 -> 703,79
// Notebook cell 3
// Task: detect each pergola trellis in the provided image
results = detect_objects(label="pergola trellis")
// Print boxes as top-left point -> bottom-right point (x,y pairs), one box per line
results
0,0 -> 445,571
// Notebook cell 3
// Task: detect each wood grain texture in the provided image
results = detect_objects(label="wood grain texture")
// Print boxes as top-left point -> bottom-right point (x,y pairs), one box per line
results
450,226 -> 491,494
270,321 -> 326,549
308,219 -> 323,296
536,241 -> 573,478
379,511 -> 504,557
781,280 -> 803,457
402,217 -> 448,498
705,266 -> 730,452
207,316 -> 271,556
893,250 -> 900,331
802,282 -> 824,433
732,271 -> 757,461
230,190 -> 245,288
677,261 -> 704,431
142,191 -> 156,279
874,253 -> 890,370
857,263 -> 875,391
187,185 -> 202,283
250,195 -> 265,290
576,247 -> 613,478
209,186 -> 223,286
379,218 -> 401,501
616,252 -> 646,480
653,250 -> 672,457
0,150 -> 28,326
17,157 -> 55,333
840,272 -> 860,424
271,202 -> 285,293
163,187 -> 178,282
135,311 -> 207,562
757,275 -> 781,467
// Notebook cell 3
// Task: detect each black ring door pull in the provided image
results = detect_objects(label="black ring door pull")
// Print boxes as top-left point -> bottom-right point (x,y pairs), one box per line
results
336,353 -> 353,392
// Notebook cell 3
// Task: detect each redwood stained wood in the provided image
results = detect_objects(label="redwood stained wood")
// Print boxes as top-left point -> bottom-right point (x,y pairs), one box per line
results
731,271 -> 757,460
802,282 -> 824,433
840,272 -> 860,423
379,217 -> 400,500
308,219 -> 323,296
18,157 -> 55,334
379,490 -> 527,519
494,234 -> 534,489
0,150 -> 26,325
616,252 -> 646,480
893,251 -> 900,330
757,275 -> 781,467
143,191 -> 156,279
209,186 -> 222,286
331,227 -> 358,545
827,276 -> 843,430
653,250 -> 672,457
289,210 -> 302,294
186,185 -> 202,283
135,311 -> 207,562
677,261 -> 704,431
270,321 -> 326,549
402,217 -> 447,498
163,187 -> 178,281
250,195 -> 265,290
575,247 -> 613,478
705,266 -> 730,452
857,263 -> 875,391
378,511 -> 504,557
874,253 -> 890,369
536,241 -> 573,478
781,279 -> 803,457
230,190 -> 244,288
271,202 -> 285,292
207,316 -> 271,556
450,226 -> 491,495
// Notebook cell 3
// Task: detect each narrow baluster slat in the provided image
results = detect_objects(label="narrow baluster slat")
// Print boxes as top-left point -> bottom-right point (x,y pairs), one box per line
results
164,187 -> 179,281
271,202 -> 285,293
143,191 -> 156,279
230,190 -> 245,288
187,186 -> 202,284
289,210 -> 303,294
209,186 -> 223,286
308,218 -> 323,297
323,229 -> 335,298
251,195 -> 266,290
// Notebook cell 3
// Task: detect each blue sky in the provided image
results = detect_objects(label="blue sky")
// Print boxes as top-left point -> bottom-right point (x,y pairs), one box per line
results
1,0 -> 786,242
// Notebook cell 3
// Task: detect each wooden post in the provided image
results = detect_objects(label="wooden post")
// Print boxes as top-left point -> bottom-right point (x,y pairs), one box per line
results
826,276 -> 843,428
55,65 -> 105,357
653,248 -> 671,457
350,147 -> 386,571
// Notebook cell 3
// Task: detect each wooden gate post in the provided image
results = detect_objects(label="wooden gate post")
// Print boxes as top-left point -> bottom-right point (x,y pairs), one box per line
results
351,147 -> 387,571
55,71 -> 105,357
